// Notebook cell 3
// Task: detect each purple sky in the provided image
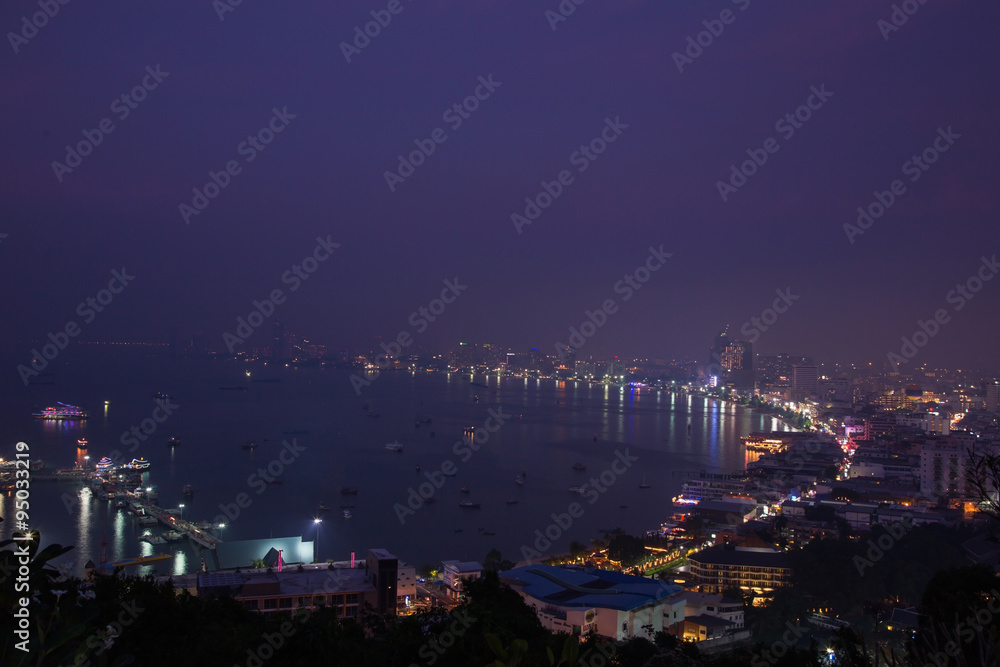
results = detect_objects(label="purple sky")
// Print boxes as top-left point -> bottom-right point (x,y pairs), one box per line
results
2,0 -> 999,370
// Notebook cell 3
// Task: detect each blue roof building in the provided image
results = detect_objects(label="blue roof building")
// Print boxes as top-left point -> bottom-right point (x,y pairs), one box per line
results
499,564 -> 682,640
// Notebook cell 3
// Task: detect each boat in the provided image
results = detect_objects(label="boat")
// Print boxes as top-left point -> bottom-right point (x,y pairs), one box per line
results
242,441 -> 256,450
95,457 -> 115,472
168,437 -> 181,447
415,415 -> 432,424
593,434 -> 598,442
123,458 -> 150,470
639,475 -> 651,489
138,516 -> 158,526
182,484 -> 194,496
423,497 -> 436,504
483,531 -> 496,536
33,402 -> 88,420
154,392 -> 172,400
385,441 -> 404,452
415,464 -> 421,472
140,532 -> 166,545
219,386 -> 248,391
473,395 -> 480,403
163,530 -> 184,542
506,499 -> 518,505
318,502 -> 330,511
343,509 -> 352,519
514,475 -> 524,486
281,430 -> 311,435
572,463 -> 586,471
568,486 -> 585,494
458,500 -> 481,508
459,486 -> 470,494
265,479 -> 283,485
367,411 -> 380,418
340,487 -> 358,495
620,504 -> 628,509
339,503 -> 355,509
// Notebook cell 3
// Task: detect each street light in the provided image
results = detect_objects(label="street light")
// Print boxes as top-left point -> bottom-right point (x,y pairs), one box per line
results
313,518 -> 323,563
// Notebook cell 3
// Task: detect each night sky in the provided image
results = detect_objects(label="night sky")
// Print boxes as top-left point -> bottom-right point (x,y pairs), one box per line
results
3,0 -> 999,369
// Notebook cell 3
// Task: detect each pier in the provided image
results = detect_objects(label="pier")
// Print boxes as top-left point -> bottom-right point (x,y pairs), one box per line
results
132,500 -> 221,549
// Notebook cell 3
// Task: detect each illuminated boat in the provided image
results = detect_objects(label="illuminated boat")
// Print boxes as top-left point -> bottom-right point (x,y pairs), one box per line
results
33,402 -> 88,420
77,438 -> 89,449
124,458 -> 150,470
95,457 -> 114,472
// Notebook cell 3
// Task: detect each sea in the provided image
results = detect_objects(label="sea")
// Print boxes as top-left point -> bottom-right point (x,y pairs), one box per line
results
0,347 -> 790,577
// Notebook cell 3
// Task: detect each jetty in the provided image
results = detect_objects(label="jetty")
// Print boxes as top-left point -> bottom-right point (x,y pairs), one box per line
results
131,500 -> 221,549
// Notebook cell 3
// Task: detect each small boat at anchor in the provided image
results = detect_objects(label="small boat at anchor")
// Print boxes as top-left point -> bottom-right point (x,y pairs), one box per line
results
458,500 -> 481,508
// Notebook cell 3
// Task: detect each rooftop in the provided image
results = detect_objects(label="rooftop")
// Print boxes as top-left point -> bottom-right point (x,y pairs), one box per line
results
500,564 -> 680,612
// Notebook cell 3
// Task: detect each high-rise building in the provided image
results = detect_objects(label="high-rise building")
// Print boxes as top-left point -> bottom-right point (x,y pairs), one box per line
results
987,381 -> 1000,413
710,329 -> 753,388
792,364 -> 818,396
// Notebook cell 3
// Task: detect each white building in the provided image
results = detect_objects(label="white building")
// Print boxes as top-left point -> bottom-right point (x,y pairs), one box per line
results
441,560 -> 482,599
500,564 -> 681,641
919,440 -> 969,498
667,591 -> 749,646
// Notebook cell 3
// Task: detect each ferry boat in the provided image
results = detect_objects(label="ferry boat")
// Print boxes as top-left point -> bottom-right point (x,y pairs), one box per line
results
124,458 -> 151,470
385,441 -> 403,452
77,438 -> 89,449
458,500 -> 481,508
95,457 -> 115,472
0,459 -> 44,472
33,402 -> 88,420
